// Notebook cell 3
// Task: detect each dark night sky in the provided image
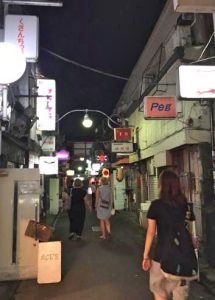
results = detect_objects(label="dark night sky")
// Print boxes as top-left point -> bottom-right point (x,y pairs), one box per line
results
26,0 -> 167,141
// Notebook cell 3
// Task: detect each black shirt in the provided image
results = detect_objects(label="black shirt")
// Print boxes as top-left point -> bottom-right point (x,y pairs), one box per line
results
70,188 -> 87,210
147,199 -> 187,262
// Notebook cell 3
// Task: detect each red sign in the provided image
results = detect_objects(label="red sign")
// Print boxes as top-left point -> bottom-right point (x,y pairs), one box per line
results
144,96 -> 177,119
114,128 -> 132,141
97,154 -> 107,162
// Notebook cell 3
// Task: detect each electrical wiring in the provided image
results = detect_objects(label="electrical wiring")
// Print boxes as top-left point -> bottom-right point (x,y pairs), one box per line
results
41,47 -> 129,81
197,32 -> 215,61
190,55 -> 215,64
190,31 -> 215,65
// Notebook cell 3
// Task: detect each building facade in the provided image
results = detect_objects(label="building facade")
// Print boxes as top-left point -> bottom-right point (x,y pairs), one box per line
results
115,0 -> 215,266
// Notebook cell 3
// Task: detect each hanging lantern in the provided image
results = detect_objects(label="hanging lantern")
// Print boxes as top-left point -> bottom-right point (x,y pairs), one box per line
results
116,167 -> 124,182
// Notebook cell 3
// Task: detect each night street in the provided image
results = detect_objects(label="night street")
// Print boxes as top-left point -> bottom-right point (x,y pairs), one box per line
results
0,210 -> 213,300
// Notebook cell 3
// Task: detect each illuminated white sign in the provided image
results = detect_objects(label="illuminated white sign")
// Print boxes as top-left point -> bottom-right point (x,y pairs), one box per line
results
36,79 -> 56,131
4,15 -> 39,62
39,156 -> 58,175
66,170 -> 75,176
92,163 -> 101,172
179,65 -> 215,99
111,142 -> 133,153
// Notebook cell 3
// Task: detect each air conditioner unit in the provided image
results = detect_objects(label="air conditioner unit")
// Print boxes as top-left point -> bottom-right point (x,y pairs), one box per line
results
173,0 -> 215,13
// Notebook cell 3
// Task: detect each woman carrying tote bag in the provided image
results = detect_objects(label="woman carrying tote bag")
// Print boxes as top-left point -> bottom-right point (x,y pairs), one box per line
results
96,176 -> 113,240
142,170 -> 198,300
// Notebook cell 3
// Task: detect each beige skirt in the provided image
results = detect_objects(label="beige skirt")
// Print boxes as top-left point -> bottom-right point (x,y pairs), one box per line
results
149,260 -> 189,300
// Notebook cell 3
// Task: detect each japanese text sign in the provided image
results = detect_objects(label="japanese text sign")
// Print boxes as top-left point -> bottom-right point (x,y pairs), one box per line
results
36,79 -> 56,131
4,14 -> 39,62
111,142 -> 133,153
114,128 -> 132,141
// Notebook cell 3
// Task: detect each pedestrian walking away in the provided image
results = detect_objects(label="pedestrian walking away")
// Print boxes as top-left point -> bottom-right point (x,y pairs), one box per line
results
142,169 -> 198,300
68,178 -> 91,240
96,176 -> 113,240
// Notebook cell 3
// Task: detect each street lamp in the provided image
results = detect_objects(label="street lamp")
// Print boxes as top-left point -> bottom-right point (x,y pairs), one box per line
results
0,42 -> 26,85
82,112 -> 93,128
57,109 -> 122,129
0,42 -> 26,154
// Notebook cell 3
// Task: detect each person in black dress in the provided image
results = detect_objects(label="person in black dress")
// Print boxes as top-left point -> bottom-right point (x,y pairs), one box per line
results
68,178 -> 91,240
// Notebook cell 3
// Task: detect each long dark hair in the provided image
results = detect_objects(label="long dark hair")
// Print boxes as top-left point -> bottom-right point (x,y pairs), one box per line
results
159,170 -> 187,205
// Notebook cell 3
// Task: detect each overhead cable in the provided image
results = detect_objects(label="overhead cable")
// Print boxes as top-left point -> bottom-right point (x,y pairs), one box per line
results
41,47 -> 129,81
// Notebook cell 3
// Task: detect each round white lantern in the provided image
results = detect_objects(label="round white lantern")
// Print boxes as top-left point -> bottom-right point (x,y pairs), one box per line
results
0,42 -> 26,84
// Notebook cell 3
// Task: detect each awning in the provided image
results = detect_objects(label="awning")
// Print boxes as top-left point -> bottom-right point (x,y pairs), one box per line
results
112,157 -> 129,167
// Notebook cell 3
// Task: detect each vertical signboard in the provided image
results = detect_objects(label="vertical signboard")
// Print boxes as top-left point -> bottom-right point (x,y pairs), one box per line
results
4,15 -> 39,62
36,79 -> 56,131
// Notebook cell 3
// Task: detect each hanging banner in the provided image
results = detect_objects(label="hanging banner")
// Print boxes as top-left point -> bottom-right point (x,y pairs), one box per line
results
36,79 -> 56,131
116,167 -> 124,182
4,15 -> 39,62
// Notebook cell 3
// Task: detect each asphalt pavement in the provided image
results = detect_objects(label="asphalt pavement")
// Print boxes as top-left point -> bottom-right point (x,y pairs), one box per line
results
0,209 -> 214,299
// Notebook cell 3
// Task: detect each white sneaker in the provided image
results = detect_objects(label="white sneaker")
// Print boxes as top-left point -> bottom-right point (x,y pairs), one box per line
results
68,232 -> 75,240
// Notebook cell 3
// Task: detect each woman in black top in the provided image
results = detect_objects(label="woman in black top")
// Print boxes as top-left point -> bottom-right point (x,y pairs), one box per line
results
68,178 -> 91,240
142,170 -> 191,300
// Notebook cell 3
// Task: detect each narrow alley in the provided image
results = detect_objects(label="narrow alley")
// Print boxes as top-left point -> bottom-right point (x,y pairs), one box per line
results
0,210 -> 214,300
